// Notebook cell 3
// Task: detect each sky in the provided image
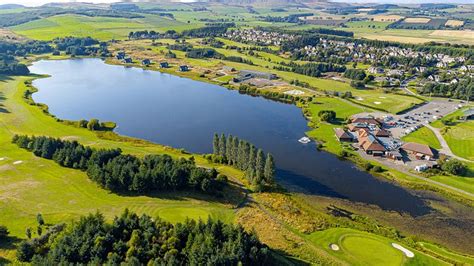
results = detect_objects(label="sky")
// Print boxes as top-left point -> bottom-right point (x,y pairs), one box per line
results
2,0 -> 473,6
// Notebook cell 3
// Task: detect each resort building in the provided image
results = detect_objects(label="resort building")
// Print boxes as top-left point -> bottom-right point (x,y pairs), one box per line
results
358,130 -> 386,156
401,142 -> 434,160
238,70 -> 277,80
334,128 -> 354,142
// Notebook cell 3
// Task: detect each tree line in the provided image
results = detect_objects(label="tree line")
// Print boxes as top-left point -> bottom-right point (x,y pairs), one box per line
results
0,40 -> 52,75
53,37 -> 109,57
18,210 -> 272,265
419,78 -> 473,100
12,135 -> 225,195
209,134 -> 275,191
276,61 -> 346,77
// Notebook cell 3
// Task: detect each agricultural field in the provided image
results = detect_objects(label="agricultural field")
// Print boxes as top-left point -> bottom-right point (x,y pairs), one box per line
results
9,14 -> 192,41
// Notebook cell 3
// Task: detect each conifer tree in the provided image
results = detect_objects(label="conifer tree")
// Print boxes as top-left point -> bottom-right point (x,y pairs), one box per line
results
232,137 -> 239,166
225,135 -> 233,164
213,133 -> 219,155
255,149 -> 265,184
219,134 -> 226,158
264,153 -> 275,185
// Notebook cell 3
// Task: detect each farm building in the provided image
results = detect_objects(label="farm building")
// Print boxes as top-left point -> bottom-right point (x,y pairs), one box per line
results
401,142 -> 434,160
460,108 -> 474,120
141,59 -> 151,66
179,65 -> 189,72
238,70 -> 277,80
160,62 -> 169,68
334,128 -> 353,142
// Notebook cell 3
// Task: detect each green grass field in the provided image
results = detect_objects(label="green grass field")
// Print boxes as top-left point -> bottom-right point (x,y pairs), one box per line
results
430,108 -> 474,160
0,75 -> 238,261
9,14 -> 192,41
307,228 -> 448,266
305,97 -> 364,154
402,127 -> 442,150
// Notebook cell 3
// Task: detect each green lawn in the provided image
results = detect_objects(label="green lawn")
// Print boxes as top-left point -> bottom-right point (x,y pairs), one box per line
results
307,228 -> 447,266
0,76 -> 237,261
305,97 -> 364,154
402,127 -> 442,150
419,242 -> 474,265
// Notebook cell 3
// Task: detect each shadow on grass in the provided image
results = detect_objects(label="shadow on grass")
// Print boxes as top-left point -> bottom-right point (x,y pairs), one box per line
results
0,235 -> 22,263
0,75 -> 13,83
110,179 -> 247,207
271,249 -> 311,266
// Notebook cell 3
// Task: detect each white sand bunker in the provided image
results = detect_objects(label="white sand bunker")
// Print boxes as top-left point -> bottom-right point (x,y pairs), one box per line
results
379,96 -> 386,99
374,101 -> 382,105
284,89 -> 304,96
0,157 -> 5,161
392,243 -> 414,258
356,97 -> 364,101
330,243 -> 340,251
13,160 -> 23,165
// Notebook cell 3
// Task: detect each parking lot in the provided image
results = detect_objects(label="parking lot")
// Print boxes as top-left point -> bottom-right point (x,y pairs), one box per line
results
354,99 -> 461,139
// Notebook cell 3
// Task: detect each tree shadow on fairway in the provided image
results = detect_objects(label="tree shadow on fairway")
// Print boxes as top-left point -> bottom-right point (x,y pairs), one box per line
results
0,92 -> 9,113
0,235 -> 22,263
112,178 -> 248,207
0,75 -> 13,83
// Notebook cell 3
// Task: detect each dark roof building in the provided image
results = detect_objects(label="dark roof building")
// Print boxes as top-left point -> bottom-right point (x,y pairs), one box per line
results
160,62 -> 169,68
401,142 -> 434,160
334,128 -> 353,142
122,57 -> 132,63
239,70 -> 277,80
352,117 -> 381,126
179,65 -> 189,72
141,59 -> 151,66
116,51 -> 126,60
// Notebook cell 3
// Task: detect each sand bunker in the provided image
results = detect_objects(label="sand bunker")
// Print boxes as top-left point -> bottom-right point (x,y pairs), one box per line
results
284,89 -> 305,96
330,244 -> 340,251
13,160 -> 23,165
379,96 -> 386,99
374,101 -> 382,105
392,243 -> 414,258
356,97 -> 364,101
0,157 -> 5,161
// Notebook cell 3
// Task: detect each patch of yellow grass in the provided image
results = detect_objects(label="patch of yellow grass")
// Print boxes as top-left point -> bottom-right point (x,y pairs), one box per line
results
404,17 -> 431,23
373,15 -> 403,22
445,20 -> 464,27
430,30 -> 474,39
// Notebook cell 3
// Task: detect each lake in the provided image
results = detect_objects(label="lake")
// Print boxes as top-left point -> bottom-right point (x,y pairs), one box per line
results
29,58 -> 430,216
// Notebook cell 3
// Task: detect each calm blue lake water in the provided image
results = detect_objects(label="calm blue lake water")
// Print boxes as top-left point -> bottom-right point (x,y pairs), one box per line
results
29,58 -> 430,216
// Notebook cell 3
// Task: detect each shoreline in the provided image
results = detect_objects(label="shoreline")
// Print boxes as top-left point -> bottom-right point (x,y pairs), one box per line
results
25,55 -> 474,208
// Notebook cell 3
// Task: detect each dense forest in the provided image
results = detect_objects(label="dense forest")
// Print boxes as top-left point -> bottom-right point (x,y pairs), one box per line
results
0,41 -> 52,75
53,37 -> 109,57
18,210 -> 272,265
419,78 -> 474,100
207,134 -> 275,191
12,135 -> 225,194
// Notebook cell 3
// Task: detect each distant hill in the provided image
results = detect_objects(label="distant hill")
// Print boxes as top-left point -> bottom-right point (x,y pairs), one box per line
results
0,4 -> 25,9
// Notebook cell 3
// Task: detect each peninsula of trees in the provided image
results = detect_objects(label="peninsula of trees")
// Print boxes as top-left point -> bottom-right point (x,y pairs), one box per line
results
209,134 -> 275,191
12,135 -> 225,194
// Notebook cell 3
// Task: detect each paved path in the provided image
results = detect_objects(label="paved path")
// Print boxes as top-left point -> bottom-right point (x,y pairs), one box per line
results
424,124 -> 472,162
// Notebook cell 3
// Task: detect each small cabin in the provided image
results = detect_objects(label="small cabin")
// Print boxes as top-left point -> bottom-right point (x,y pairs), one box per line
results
160,62 -> 169,68
179,65 -> 189,72
141,59 -> 151,66
122,57 -> 132,64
